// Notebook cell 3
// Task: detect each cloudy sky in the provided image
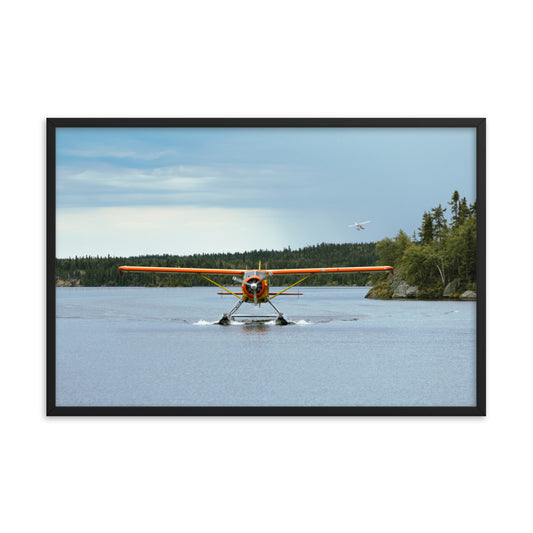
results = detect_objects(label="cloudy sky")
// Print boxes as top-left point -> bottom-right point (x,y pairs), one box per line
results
56,127 -> 476,258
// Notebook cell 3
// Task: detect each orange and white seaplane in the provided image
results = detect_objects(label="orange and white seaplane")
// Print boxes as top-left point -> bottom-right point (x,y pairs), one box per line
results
119,263 -> 393,325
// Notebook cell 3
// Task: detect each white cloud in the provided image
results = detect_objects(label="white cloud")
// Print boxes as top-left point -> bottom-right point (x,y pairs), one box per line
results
56,205 -> 289,257
56,162 -> 301,208
62,148 -> 181,160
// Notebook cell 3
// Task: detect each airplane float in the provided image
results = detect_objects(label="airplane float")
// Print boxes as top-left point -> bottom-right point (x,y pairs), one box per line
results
348,220 -> 371,230
119,262 -> 393,325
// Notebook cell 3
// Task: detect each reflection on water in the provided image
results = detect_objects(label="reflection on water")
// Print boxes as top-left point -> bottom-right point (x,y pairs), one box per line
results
240,322 -> 271,335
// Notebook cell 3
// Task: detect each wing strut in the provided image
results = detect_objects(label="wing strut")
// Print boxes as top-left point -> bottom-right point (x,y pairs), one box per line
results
197,274 -> 243,300
268,274 -> 314,300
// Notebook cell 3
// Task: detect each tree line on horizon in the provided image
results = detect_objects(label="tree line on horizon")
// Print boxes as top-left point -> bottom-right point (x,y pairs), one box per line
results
55,242 -> 380,288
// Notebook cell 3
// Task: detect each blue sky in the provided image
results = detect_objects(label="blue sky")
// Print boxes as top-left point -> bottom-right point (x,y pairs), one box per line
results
56,127 -> 476,258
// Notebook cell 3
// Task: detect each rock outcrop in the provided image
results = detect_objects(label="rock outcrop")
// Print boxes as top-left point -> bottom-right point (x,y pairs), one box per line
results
391,280 -> 419,299
56,279 -> 81,287
459,290 -> 476,300
443,279 -> 460,297
366,272 -> 476,300
366,272 -> 419,299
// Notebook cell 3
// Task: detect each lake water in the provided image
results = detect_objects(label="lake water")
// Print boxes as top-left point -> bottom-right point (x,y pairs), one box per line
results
55,287 -> 476,407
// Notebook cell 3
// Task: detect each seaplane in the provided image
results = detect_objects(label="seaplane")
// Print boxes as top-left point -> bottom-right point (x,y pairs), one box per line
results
348,220 -> 371,230
119,262 -> 393,325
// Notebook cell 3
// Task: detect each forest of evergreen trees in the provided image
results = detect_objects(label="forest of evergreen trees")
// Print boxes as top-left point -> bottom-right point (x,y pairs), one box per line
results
56,242 -> 380,288
56,190 -> 477,296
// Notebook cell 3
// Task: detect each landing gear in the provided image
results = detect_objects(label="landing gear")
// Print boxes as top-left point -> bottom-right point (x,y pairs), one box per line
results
217,314 -> 232,326
217,298 -> 245,325
217,297 -> 289,325
266,297 -> 288,325
275,314 -> 289,326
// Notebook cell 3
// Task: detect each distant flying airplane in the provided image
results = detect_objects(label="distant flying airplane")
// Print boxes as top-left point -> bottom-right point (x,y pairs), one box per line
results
119,261 -> 393,325
348,220 -> 371,230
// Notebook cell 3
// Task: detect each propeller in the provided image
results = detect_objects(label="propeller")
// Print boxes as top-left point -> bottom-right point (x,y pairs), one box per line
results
243,278 -> 263,305
250,280 -> 262,305
252,283 -> 258,305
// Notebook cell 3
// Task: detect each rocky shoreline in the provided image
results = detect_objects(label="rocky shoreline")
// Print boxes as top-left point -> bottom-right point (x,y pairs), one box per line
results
56,278 -> 81,287
365,274 -> 476,301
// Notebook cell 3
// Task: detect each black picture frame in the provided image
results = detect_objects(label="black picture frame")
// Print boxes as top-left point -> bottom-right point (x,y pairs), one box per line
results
47,118 -> 486,416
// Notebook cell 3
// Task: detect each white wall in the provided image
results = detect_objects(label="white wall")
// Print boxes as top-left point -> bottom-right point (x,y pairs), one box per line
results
2,2 -> 530,532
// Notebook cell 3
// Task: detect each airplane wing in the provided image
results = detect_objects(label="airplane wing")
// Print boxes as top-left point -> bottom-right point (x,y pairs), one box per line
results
119,265 -> 393,275
267,266 -> 393,275
119,266 -> 246,275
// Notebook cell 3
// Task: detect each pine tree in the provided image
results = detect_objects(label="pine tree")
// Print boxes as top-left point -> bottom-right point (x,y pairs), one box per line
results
448,190 -> 460,227
458,197 -> 470,225
430,204 -> 448,242
418,211 -> 434,244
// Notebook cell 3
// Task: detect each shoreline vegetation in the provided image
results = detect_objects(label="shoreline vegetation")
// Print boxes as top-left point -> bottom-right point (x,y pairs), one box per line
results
365,190 -> 476,301
55,191 -> 476,301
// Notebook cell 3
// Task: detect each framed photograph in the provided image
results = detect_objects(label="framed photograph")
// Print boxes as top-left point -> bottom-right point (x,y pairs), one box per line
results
47,118 -> 486,415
